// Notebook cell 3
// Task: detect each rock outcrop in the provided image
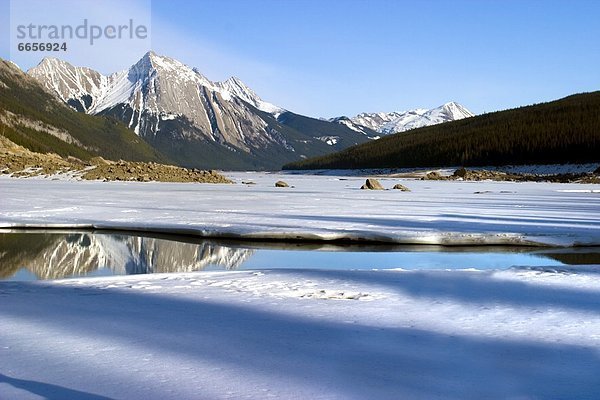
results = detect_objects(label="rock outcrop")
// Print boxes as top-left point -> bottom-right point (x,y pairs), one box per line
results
423,171 -> 442,180
392,183 -> 411,191
361,178 -> 385,190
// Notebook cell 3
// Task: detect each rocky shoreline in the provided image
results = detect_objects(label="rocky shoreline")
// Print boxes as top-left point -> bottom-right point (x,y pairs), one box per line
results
422,167 -> 600,184
82,159 -> 231,183
0,136 -> 232,183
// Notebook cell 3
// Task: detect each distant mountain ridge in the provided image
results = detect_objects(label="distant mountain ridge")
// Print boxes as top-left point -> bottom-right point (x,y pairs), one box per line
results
27,52 -> 376,170
333,102 -> 474,135
285,92 -> 600,170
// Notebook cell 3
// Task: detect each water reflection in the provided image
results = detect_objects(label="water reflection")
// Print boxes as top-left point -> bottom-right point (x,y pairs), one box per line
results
1,231 -> 599,281
0,231 -> 253,281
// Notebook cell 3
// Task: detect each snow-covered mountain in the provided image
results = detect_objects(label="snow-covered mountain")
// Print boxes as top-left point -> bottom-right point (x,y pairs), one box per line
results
29,52 -> 281,147
326,116 -> 376,136
215,76 -> 283,115
27,52 -> 372,169
27,57 -> 109,113
344,102 -> 474,135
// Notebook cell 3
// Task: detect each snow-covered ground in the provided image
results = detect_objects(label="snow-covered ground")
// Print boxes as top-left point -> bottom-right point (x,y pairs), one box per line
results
2,267 -> 600,399
1,172 -> 599,246
2,172 -> 600,399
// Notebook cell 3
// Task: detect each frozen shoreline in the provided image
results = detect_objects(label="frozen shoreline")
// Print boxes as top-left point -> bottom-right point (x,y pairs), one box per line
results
1,172 -> 600,246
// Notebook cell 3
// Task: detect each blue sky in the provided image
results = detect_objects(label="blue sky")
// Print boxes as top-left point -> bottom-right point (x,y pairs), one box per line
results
1,0 -> 599,117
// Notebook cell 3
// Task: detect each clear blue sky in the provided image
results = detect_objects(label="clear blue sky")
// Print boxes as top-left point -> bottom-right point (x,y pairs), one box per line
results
1,0 -> 599,117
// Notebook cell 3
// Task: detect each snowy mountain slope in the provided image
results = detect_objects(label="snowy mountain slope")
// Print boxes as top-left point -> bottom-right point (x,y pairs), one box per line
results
94,52 -> 281,152
347,102 -> 474,135
327,116 -> 378,137
27,52 -> 370,169
32,52 -> 273,147
215,76 -> 283,115
28,57 -> 110,113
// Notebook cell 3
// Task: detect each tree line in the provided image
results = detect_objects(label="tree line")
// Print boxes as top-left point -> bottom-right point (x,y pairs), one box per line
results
284,92 -> 600,170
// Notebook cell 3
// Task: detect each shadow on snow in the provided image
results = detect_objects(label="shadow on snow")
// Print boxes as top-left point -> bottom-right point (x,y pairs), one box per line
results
1,273 -> 600,399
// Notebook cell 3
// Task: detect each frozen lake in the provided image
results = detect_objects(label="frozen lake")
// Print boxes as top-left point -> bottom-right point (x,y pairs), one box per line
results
2,231 -> 600,281
1,174 -> 600,399
1,172 -> 600,246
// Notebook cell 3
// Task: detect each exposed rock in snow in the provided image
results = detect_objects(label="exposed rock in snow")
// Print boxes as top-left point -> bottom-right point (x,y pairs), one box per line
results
392,183 -> 410,191
361,178 -> 385,190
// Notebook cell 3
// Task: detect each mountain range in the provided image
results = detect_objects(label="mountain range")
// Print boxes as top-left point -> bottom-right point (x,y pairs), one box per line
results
24,51 -> 472,169
346,102 -> 474,135
285,91 -> 600,170
26,52 -> 378,169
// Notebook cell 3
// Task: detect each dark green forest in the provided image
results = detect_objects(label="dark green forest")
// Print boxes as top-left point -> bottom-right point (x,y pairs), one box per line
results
284,92 -> 600,170
0,60 -> 166,163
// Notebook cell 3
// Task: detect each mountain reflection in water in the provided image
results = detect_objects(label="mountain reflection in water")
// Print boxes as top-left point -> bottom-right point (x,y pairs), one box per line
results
1,231 -> 600,281
0,232 -> 253,280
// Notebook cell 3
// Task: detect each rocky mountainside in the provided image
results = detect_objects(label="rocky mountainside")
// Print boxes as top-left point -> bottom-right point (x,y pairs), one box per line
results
0,58 -> 165,163
342,102 -> 474,135
27,57 -> 109,113
28,52 -> 375,170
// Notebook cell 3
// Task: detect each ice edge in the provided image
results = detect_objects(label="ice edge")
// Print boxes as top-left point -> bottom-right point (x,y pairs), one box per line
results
0,222 -> 574,247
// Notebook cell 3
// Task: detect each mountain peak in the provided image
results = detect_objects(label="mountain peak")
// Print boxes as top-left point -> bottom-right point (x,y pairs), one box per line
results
27,56 -> 107,113
220,76 -> 257,99
134,50 -> 159,68
39,56 -> 63,64
29,57 -> 103,80
126,51 -> 214,91
217,75 -> 283,114
141,50 -> 174,66
132,51 -> 181,73
140,50 -> 167,62
437,101 -> 474,119
439,101 -> 465,110
225,76 -> 247,86
32,57 -> 73,72
442,101 -> 459,107
347,102 -> 474,135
